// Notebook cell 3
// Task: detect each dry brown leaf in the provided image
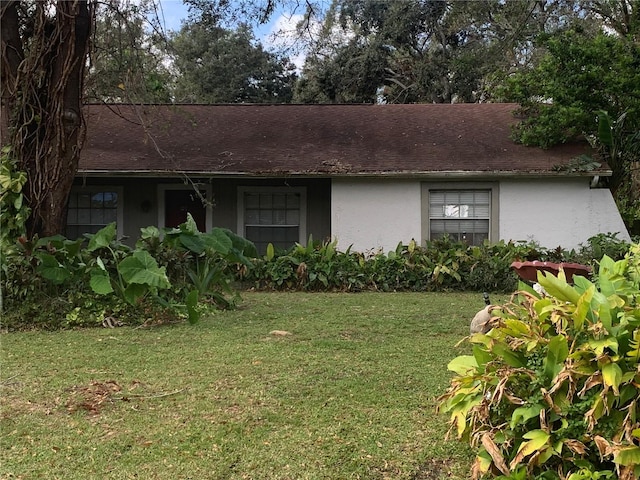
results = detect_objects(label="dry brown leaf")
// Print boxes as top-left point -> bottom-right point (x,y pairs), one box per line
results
593,435 -> 611,460
481,432 -> 510,476
563,439 -> 588,455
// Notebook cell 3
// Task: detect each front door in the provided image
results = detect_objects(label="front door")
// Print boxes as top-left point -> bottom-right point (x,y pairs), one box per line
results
164,189 -> 206,231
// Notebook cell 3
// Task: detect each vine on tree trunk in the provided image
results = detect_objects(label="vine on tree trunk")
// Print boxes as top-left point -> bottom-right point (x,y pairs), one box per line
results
1,0 -> 94,237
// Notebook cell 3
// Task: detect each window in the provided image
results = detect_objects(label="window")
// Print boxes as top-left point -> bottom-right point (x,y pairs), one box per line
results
427,188 -> 493,246
238,187 -> 306,253
66,187 -> 122,239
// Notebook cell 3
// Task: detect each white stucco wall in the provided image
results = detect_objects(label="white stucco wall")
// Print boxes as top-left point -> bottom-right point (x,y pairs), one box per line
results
499,178 -> 630,249
331,179 -> 422,252
331,177 -> 630,253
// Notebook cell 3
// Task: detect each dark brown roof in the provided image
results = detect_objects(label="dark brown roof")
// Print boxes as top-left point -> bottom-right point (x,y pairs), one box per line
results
81,103 -> 602,177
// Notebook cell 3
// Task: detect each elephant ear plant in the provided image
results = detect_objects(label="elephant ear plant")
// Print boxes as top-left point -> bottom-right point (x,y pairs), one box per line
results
73,215 -> 257,325
136,214 -> 257,314
438,244 -> 640,480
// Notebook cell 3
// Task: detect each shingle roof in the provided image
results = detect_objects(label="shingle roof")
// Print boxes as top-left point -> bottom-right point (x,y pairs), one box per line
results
81,103 -> 602,177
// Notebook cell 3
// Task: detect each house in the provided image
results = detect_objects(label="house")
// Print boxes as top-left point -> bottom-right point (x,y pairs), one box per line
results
74,103 -> 630,253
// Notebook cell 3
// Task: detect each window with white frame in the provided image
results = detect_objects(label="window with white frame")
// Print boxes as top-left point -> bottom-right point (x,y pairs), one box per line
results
66,187 -> 122,239
238,188 -> 306,253
429,190 -> 491,246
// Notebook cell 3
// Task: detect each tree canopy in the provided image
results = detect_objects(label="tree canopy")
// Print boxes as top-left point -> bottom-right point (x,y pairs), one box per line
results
499,24 -> 640,228
88,0 -> 173,103
170,22 -> 297,103
293,0 -> 600,104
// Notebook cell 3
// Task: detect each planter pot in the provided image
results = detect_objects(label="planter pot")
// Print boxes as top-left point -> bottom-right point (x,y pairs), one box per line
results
511,261 -> 591,284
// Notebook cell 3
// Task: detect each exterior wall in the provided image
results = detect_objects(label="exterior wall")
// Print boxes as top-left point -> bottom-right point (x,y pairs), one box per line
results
499,178 -> 630,249
72,177 -> 331,247
331,179 -> 422,252
75,176 -> 629,252
331,177 -> 630,253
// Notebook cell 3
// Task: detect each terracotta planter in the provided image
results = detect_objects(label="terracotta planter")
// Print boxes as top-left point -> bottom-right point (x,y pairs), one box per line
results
511,260 -> 591,284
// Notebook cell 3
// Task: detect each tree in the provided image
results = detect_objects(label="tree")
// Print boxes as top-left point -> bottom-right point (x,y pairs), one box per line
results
170,22 -> 297,103
585,0 -> 640,40
499,27 -> 640,229
1,0 -> 289,238
87,0 -> 173,103
293,0 -> 594,104
1,1 -> 93,237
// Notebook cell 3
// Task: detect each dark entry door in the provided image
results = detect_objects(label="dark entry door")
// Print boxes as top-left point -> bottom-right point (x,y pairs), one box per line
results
165,189 -> 206,231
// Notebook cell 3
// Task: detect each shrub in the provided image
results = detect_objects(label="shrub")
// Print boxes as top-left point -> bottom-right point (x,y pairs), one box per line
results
438,244 -> 640,479
576,232 -> 631,264
1,215 -> 257,330
241,235 -> 631,294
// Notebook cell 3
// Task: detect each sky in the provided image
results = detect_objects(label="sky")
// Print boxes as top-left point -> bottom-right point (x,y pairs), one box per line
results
154,0 -> 309,68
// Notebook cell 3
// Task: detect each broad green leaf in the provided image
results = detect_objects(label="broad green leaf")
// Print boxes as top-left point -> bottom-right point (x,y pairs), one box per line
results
179,233 -> 206,254
534,297 -> 553,321
502,319 -> 530,336
96,256 -> 107,271
538,445 -> 555,464
118,250 -> 170,289
476,450 -> 492,475
123,283 -> 148,305
185,289 -> 199,325
266,243 -> 275,261
510,404 -> 544,429
613,446 -> 640,466
620,384 -> 638,405
139,225 -> 160,240
523,428 -> 550,443
36,253 -> 71,284
602,362 -> 623,394
597,110 -> 613,147
202,228 -> 232,255
598,255 -> 625,298
537,271 -> 580,304
87,223 -> 116,251
572,275 -> 594,295
573,285 -> 595,330
36,235 -> 67,249
511,430 -> 550,467
598,301 -> 614,332
63,238 -> 83,257
180,212 -> 200,234
447,355 -> 478,376
219,228 -> 258,260
545,335 -> 569,380
491,343 -> 525,368
90,269 -> 113,295
627,330 -> 640,362
588,337 -> 618,355
472,345 -> 493,369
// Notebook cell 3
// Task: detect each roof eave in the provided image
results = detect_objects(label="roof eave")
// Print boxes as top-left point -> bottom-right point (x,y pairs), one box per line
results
76,169 -> 612,179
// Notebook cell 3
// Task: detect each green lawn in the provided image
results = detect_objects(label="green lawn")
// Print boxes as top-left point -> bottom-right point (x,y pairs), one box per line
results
1,292 -> 498,479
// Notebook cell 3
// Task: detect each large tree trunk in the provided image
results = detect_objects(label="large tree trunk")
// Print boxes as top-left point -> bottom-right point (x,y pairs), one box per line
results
1,1 -> 93,237
0,1 -> 23,145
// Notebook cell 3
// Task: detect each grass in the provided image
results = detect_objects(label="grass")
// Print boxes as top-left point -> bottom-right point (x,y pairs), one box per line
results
0,291 -> 503,479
